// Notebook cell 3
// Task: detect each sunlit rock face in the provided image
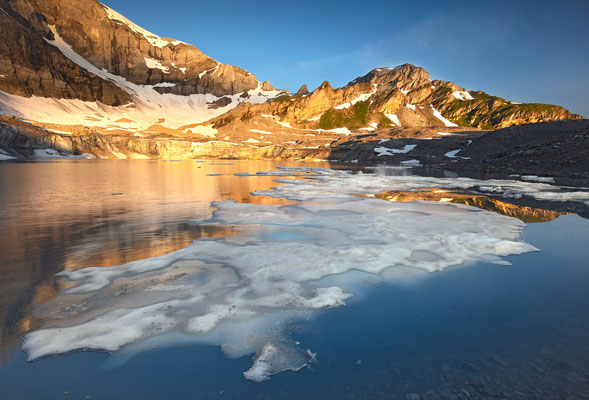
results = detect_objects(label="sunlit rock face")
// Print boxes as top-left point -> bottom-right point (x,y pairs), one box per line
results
23,167 -> 561,382
2,0 -> 263,97
0,0 -> 285,133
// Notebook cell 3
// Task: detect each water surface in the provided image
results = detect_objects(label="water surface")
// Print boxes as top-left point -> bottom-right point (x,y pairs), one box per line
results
0,160 -> 588,399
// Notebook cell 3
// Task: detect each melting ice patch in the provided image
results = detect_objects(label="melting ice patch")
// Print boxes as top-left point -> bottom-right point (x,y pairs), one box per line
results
374,144 -> 416,156
25,167 -> 589,382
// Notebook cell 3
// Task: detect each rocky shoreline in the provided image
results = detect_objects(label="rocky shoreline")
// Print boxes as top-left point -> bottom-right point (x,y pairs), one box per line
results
1,115 -> 588,220
1,116 -> 587,182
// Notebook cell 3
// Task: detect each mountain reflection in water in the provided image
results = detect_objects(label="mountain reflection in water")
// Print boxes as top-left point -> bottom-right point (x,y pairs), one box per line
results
363,189 -> 566,223
0,159 -> 326,364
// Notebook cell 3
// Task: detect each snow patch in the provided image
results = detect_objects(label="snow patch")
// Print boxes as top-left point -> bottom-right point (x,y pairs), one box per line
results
199,64 -> 220,79
374,144 -> 416,156
9,28 -> 280,131
151,82 -> 177,88
144,58 -> 170,73
521,175 -> 555,183
0,149 -> 15,160
453,91 -> 474,101
400,159 -> 422,166
334,84 -> 377,110
385,114 -> 401,127
444,149 -> 462,158
431,106 -> 458,127
437,132 -> 461,136
188,125 -> 218,138
250,129 -> 272,135
103,5 -> 183,48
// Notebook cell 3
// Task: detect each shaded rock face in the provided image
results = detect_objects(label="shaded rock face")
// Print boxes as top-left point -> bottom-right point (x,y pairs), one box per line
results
295,84 -> 309,96
0,0 -> 263,101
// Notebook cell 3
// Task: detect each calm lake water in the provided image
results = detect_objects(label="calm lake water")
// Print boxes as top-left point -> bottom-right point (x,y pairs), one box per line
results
0,160 -> 588,400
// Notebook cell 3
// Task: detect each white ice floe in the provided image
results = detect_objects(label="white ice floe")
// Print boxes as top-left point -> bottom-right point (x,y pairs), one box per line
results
308,115 -> 322,121
24,167 -> 589,383
400,159 -> 422,166
374,144 -> 416,156
243,138 -> 260,144
431,106 -> 458,127
453,91 -> 474,101
244,342 -> 316,383
405,104 -> 416,111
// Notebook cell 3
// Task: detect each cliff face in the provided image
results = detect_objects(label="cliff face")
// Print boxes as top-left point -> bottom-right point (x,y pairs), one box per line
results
0,0 -> 284,131
1,0 -> 265,98
0,0 -> 131,105
0,1 -> 584,163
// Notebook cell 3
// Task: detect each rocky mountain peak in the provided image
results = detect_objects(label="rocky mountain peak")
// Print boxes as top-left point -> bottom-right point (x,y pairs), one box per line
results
295,85 -> 309,96
350,64 -> 430,92
318,81 -> 333,91
1,0 -> 275,99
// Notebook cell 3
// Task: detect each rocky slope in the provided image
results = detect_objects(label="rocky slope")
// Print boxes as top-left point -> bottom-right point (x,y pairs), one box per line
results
207,64 -> 581,136
0,0 -> 284,131
0,0 -> 584,171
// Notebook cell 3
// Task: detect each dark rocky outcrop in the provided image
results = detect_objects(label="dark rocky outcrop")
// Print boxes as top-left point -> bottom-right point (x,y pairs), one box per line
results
295,84 -> 309,96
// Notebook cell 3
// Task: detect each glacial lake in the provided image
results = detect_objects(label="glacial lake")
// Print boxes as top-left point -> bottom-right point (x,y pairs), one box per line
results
0,159 -> 588,399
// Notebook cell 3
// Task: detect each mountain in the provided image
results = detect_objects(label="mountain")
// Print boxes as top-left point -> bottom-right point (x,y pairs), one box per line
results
209,64 -> 580,134
0,0 -> 284,131
0,0 -> 584,165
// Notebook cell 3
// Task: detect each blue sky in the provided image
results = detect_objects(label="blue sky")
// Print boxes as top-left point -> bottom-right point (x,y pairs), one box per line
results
102,0 -> 589,116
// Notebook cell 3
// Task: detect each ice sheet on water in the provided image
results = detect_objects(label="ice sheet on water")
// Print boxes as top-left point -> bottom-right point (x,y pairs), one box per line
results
244,342 -> 316,383
26,167 -> 579,382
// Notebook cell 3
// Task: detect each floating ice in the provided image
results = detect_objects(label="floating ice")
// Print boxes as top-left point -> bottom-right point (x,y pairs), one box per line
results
244,342 -> 316,383
25,167 -> 589,381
